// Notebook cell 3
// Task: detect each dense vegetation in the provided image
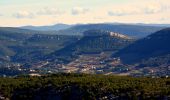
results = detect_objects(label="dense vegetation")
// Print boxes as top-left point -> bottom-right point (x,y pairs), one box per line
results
0,74 -> 170,100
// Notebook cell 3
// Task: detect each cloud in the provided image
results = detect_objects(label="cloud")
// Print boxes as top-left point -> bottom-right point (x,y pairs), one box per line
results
71,7 -> 89,15
108,11 -> 131,16
108,8 -> 140,16
37,7 -> 65,15
93,17 -> 104,20
13,8 -> 65,19
107,1 -> 169,17
159,17 -> 170,21
143,3 -> 163,14
13,11 -> 35,19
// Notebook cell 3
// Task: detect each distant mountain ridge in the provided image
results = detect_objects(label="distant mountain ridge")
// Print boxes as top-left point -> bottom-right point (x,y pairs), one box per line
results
0,27 -> 39,35
54,24 -> 165,38
20,23 -> 165,38
21,24 -> 72,31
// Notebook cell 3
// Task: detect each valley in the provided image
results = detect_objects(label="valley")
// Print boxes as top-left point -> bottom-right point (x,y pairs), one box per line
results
0,23 -> 170,77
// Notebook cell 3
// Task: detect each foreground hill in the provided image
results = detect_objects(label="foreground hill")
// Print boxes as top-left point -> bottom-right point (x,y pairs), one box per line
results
55,24 -> 164,38
113,28 -> 170,65
0,74 -> 170,100
46,30 -> 133,63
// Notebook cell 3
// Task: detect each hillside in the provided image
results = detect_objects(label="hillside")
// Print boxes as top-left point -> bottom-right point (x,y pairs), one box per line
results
0,27 -> 80,64
11,34 -> 80,63
113,28 -> 170,65
46,30 -> 133,63
0,27 -> 34,60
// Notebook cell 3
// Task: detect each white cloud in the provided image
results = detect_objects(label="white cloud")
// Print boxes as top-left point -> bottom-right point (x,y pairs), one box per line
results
71,7 -> 89,15
13,8 -> 65,19
13,11 -> 35,19
159,17 -> 170,22
107,7 -> 141,16
37,7 -> 65,15
143,3 -> 163,14
108,10 -> 135,16
107,0 -> 170,16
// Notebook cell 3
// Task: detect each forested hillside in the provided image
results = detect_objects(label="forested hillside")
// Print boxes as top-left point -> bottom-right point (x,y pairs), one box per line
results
0,74 -> 170,100
113,28 -> 170,65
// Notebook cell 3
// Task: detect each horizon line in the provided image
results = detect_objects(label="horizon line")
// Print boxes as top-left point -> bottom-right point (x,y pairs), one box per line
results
1,22 -> 170,27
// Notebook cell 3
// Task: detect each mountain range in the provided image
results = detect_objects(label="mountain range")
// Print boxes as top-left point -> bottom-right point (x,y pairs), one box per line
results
21,23 -> 165,38
21,24 -> 72,31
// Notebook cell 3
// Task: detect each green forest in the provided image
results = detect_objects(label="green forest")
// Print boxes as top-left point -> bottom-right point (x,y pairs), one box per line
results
0,74 -> 170,100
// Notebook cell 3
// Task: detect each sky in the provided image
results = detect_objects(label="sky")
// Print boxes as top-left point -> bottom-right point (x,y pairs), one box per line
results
0,0 -> 170,26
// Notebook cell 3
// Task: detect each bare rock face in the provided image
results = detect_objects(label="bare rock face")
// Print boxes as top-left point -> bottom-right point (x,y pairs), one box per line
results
110,32 -> 131,39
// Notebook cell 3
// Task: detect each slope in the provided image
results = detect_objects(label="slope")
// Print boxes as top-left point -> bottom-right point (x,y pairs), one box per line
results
113,28 -> 170,65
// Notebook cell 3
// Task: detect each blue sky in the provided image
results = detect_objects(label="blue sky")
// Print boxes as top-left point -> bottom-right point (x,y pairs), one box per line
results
0,0 -> 170,26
